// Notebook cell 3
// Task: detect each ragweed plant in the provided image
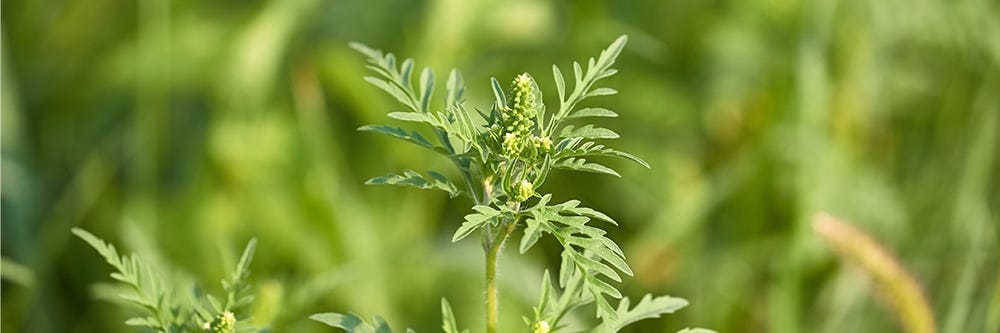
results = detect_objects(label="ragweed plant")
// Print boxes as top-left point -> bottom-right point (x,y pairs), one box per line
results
311,36 -> 712,333
72,228 -> 260,333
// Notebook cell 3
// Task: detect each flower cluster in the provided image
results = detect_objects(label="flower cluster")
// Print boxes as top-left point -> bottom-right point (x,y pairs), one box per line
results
512,179 -> 534,202
499,73 -> 538,157
532,320 -> 550,333
203,311 -> 236,333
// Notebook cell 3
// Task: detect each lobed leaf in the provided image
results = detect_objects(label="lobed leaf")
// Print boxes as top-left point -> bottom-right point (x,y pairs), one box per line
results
72,228 -> 172,330
363,77 -> 419,112
452,205 -> 502,242
358,125 -> 441,153
311,313 -> 393,333
521,198 -> 637,320
554,138 -> 650,169
589,294 -> 690,333
520,217 -> 547,253
552,158 -> 622,177
558,125 -> 620,140
366,170 -> 462,198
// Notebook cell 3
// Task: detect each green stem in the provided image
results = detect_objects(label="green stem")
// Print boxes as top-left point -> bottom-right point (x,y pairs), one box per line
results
486,208 -> 519,333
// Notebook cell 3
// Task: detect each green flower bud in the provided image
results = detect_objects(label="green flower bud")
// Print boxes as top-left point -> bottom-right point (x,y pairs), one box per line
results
513,179 -> 534,202
533,136 -> 552,153
532,320 -> 550,333
497,73 -> 539,157
502,132 -> 520,156
203,311 -> 236,333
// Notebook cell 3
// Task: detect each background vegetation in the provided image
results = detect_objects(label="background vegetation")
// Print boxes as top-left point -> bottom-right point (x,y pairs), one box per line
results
2,0 -> 998,332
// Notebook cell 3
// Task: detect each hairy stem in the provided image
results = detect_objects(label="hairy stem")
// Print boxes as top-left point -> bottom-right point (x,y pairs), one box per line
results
486,208 -> 519,333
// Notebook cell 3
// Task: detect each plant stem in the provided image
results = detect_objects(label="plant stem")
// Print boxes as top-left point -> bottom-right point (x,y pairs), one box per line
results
485,212 -> 518,333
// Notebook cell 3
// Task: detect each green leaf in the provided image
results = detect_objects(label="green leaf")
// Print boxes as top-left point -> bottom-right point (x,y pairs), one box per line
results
419,67 -> 434,112
599,35 -> 628,68
552,158 -> 621,177
593,289 -> 619,320
490,77 -> 506,108
366,170 -> 461,198
441,298 -> 468,333
585,274 -> 623,299
573,61 -> 583,84
545,35 -> 629,138
372,316 -> 394,333
520,217 -> 546,253
124,316 -> 160,328
569,250 -> 620,282
567,206 -> 617,226
585,87 -> 618,98
559,125 -> 620,139
589,294 -> 690,332
387,112 -> 435,124
363,77 -> 418,112
554,138 -> 650,169
72,228 -> 175,330
523,198 -> 637,320
445,69 -> 464,107
586,242 -> 632,277
675,329 -> 718,333
223,238 -> 257,312
553,65 -> 566,102
311,313 -> 374,333
348,42 -> 380,59
567,108 -> 618,119
452,205 -> 502,242
351,43 -> 431,116
358,124 -> 441,152
400,59 -> 414,85
596,68 -> 618,80
558,250 -> 575,288
534,270 -> 553,318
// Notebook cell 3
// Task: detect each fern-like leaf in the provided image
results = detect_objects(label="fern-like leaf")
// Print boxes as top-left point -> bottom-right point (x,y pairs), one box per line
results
366,170 -> 462,198
72,228 -> 171,331
518,198 -> 632,320
358,125 -> 447,154
558,124 -> 620,140
553,138 -> 650,169
544,36 -> 628,137
310,313 -> 415,333
551,158 -> 621,177
222,238 -> 257,313
452,205 -> 503,242
589,294 -> 689,332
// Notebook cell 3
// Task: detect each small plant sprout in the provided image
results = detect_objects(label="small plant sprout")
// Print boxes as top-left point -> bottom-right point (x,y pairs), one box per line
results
72,228 -> 261,333
311,36 -> 713,333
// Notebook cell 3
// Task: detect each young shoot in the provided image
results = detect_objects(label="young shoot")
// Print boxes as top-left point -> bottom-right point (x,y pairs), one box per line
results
311,36 -> 713,333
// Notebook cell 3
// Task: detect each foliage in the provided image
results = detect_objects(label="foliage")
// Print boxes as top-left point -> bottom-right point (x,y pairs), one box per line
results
312,35 -> 712,333
4,1 -> 997,332
72,228 -> 260,333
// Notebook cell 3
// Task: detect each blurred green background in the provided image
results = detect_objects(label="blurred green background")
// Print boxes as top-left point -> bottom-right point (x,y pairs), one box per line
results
2,0 -> 999,332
